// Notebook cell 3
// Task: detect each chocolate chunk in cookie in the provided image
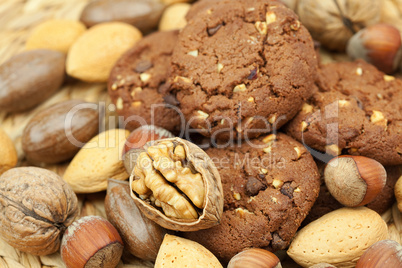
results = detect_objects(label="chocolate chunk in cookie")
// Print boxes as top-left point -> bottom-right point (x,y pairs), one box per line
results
108,30 -> 182,132
286,60 -> 402,165
170,0 -> 318,140
183,133 -> 320,263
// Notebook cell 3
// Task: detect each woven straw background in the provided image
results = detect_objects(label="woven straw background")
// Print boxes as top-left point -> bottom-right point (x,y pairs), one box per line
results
0,0 -> 152,267
0,0 -> 401,267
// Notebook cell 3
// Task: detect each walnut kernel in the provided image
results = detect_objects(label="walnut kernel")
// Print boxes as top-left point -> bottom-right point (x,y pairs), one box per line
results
129,138 -> 223,231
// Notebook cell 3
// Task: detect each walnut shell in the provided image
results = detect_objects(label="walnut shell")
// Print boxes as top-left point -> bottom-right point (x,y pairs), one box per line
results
0,167 -> 78,255
296,0 -> 382,51
129,137 -> 223,231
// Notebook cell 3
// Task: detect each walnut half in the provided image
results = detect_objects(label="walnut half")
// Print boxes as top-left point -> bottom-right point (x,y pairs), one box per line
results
129,138 -> 223,231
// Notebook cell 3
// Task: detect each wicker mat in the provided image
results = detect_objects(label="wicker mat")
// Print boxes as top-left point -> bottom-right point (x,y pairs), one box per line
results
0,0 -> 401,267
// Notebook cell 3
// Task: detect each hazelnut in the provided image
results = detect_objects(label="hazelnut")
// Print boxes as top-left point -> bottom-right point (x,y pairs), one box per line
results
123,125 -> 174,174
324,155 -> 387,207
356,240 -> 402,267
227,248 -> 282,268
347,24 -> 402,74
61,216 -> 124,268
123,125 -> 174,155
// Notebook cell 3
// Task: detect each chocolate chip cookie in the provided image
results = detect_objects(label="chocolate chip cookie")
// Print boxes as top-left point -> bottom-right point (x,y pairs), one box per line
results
169,0 -> 318,140
185,0 -> 224,21
108,30 -> 182,132
286,60 -> 402,166
183,133 -> 320,263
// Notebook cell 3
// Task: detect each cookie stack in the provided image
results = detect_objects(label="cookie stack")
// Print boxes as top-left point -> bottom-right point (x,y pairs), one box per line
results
107,0 -> 402,266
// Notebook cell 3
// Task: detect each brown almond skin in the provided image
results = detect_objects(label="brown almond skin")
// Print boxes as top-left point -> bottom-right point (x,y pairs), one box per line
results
0,49 -> 65,113
80,0 -> 166,33
22,100 -> 99,164
105,179 -> 169,261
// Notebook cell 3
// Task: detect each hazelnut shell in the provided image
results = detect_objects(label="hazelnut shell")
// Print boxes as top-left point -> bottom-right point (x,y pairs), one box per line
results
228,248 -> 282,268
122,125 -> 174,155
123,125 -> 174,174
347,23 -> 402,74
129,137 -> 224,231
61,216 -> 123,268
356,239 -> 402,267
324,155 -> 387,207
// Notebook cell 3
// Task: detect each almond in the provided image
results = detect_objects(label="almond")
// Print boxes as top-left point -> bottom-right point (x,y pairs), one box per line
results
66,22 -> 142,82
159,3 -> 190,31
25,20 -> 86,53
0,129 -> 17,176
287,207 -> 388,268
155,234 -> 222,268
63,128 -> 130,193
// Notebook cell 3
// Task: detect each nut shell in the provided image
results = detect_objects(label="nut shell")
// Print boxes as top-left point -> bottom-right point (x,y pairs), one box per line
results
66,22 -> 142,82
228,248 -> 282,268
347,23 -> 402,74
80,0 -> 165,33
63,128 -> 130,193
0,167 -> 78,255
324,155 -> 387,207
105,179 -> 168,261
356,239 -> 402,267
61,216 -> 123,268
22,100 -> 99,164
154,234 -> 222,268
129,137 -> 223,231
297,0 -> 382,51
0,129 -> 17,175
0,49 -> 65,112
309,264 -> 337,268
123,125 -> 174,155
287,207 -> 388,267
123,125 -> 174,174
25,20 -> 86,53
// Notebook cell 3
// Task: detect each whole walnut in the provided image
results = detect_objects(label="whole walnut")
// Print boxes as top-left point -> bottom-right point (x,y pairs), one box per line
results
287,0 -> 382,51
0,167 -> 78,255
